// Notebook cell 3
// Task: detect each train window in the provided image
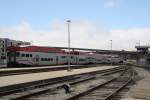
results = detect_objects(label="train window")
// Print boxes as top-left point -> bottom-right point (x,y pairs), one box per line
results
79,59 -> 85,61
1,56 -> 6,59
50,58 -> 53,61
18,43 -> 21,45
26,54 -> 29,57
10,42 -> 13,45
30,54 -> 32,57
22,54 -> 25,57
41,58 -> 44,61
47,58 -> 49,61
16,52 -> 20,57
2,49 -> 4,52
44,58 -> 47,61
61,56 -> 66,58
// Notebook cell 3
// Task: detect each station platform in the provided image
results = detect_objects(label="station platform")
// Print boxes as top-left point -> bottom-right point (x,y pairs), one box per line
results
0,65 -> 88,76
0,65 -> 79,71
0,66 -> 119,89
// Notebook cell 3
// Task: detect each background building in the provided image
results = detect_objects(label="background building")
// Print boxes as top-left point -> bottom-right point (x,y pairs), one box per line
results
0,38 -> 30,66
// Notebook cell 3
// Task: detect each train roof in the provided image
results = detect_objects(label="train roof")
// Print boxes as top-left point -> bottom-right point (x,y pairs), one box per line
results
7,46 -> 66,54
70,51 -> 89,55
7,46 -> 89,55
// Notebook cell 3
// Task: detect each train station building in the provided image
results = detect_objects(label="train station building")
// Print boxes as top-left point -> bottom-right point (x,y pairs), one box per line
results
0,38 -> 30,67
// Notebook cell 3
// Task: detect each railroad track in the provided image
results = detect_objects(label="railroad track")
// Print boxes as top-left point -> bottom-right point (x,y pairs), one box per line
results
67,69 -> 134,100
26,76 -> 116,100
0,66 -> 125,100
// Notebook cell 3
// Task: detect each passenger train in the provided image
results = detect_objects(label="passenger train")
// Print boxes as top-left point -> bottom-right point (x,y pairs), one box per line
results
7,46 -> 123,66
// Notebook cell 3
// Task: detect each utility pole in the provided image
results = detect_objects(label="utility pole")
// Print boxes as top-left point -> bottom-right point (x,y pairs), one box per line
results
110,40 -> 112,66
67,20 -> 71,71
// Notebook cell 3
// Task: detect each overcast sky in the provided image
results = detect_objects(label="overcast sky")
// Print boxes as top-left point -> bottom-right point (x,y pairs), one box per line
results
0,0 -> 150,50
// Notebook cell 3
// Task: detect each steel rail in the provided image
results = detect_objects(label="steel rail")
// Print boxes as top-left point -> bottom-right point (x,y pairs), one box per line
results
66,69 -> 132,100
0,66 -> 124,95
66,77 -> 117,100
103,69 -> 134,100
10,76 -> 96,100
0,66 -> 124,100
104,78 -> 132,100
0,76 -> 80,96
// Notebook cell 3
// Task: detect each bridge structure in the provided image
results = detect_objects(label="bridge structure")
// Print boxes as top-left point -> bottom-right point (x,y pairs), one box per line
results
46,46 -> 138,60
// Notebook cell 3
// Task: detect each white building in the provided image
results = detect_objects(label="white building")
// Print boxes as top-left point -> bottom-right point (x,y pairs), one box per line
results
0,38 -> 30,67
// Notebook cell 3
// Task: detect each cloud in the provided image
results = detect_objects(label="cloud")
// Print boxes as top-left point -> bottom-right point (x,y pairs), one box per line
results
104,0 -> 120,8
0,20 -> 110,49
0,20 -> 150,51
110,28 -> 150,50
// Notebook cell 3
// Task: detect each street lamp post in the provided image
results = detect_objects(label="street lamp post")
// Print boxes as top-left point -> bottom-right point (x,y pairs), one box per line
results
67,20 -> 71,71
110,40 -> 112,66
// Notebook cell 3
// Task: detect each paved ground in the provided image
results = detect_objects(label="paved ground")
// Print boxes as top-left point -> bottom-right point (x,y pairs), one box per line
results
122,67 -> 150,100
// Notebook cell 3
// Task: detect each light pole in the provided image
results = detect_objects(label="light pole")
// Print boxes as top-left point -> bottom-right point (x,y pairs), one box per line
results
67,20 -> 71,71
110,40 -> 112,66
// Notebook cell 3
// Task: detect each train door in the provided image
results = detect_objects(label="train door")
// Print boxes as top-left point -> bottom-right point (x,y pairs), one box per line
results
7,52 -> 16,66
56,56 -> 59,64
35,55 -> 39,65
76,56 -> 78,64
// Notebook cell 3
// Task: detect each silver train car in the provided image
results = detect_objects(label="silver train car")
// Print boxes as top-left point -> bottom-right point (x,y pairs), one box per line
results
7,46 -> 123,66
